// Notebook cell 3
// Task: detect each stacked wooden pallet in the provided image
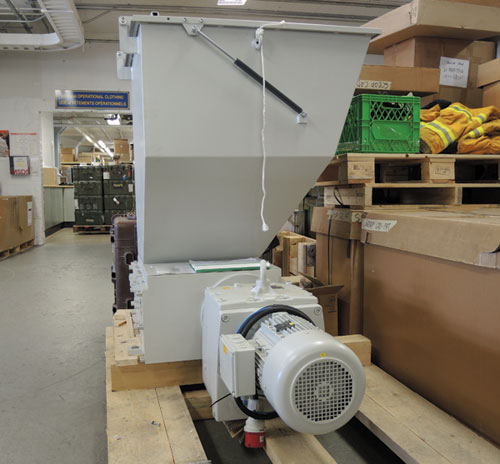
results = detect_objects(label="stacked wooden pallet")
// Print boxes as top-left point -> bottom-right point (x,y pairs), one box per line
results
0,238 -> 34,262
317,153 -> 500,208
106,310 -> 500,464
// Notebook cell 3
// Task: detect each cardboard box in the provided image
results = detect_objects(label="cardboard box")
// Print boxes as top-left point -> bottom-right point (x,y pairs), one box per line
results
114,139 -> 130,154
308,285 -> 343,336
43,167 -> 59,186
361,207 -> 500,445
477,57 -> 500,88
385,38 -> 495,108
0,196 -> 34,251
60,147 -> 75,163
365,0 -> 500,54
357,65 -> 440,95
77,153 -> 94,163
311,207 -> 364,334
482,81 -> 500,107
282,275 -> 343,337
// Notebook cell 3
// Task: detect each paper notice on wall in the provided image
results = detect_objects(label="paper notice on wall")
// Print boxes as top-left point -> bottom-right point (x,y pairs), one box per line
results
439,57 -> 470,88
27,201 -> 33,226
362,218 -> 397,232
10,132 -> 38,156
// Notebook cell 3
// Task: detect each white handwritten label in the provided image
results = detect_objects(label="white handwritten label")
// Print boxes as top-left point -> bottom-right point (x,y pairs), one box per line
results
27,201 -> 32,226
328,209 -> 364,223
362,218 -> 397,232
356,80 -> 391,91
439,57 -> 469,89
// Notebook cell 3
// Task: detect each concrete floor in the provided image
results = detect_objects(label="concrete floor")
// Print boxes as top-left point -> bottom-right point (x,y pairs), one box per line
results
0,228 -> 403,464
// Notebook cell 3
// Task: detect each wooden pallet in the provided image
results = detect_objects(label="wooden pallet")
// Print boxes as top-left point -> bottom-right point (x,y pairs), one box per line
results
317,153 -> 500,186
0,239 -> 34,261
73,224 -> 111,234
324,182 -> 500,208
109,310 -> 371,391
106,322 -> 499,464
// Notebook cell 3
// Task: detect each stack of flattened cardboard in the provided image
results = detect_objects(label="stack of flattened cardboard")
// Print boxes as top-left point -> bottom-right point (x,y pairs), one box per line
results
361,206 -> 500,446
364,0 -> 500,107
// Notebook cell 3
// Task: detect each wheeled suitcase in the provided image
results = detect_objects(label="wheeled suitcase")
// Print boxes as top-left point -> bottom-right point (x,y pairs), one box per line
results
110,215 -> 137,313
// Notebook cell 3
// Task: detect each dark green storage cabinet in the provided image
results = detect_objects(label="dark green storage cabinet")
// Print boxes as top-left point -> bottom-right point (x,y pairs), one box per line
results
75,211 -> 104,225
103,165 -> 134,181
73,166 -> 103,181
75,196 -> 104,211
103,180 -> 135,195
104,195 -> 135,211
74,180 -> 103,196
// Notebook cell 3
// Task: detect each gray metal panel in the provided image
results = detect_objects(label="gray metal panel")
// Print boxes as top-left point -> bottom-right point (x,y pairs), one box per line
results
128,19 -> 372,263
43,187 -> 64,229
63,187 -> 75,222
142,265 -> 282,363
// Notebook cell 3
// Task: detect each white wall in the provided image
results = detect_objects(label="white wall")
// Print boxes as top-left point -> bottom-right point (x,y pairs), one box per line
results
0,43 -> 130,244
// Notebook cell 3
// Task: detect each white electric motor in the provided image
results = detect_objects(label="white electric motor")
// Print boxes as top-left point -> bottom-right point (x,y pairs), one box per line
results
202,263 -> 365,436
245,312 -> 364,435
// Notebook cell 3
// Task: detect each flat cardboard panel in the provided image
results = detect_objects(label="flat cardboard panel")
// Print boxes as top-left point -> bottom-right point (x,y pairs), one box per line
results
360,208 -> 500,268
365,0 -> 500,54
477,57 -> 500,87
482,81 -> 500,108
357,65 -> 440,95
364,243 -> 500,445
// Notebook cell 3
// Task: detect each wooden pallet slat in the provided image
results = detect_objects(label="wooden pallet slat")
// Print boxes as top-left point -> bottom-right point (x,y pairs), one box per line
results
156,386 -> 208,464
73,224 -> 111,234
357,366 -> 500,464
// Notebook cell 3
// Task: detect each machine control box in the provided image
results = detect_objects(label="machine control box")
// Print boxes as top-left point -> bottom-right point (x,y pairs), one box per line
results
219,334 -> 256,398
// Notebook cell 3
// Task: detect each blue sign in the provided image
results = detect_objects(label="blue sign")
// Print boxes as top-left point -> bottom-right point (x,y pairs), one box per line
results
55,90 -> 130,110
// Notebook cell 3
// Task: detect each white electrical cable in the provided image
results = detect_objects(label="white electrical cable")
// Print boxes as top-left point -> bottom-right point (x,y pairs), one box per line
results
256,21 -> 286,233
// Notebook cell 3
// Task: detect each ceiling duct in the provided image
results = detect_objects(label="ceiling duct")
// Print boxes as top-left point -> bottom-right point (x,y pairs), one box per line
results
0,0 -> 84,51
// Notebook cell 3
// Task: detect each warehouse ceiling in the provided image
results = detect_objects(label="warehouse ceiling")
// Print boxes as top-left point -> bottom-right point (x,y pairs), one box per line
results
54,111 -> 133,151
0,0 -> 411,42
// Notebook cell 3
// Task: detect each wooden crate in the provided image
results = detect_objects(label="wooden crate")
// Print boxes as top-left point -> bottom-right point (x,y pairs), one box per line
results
317,153 -> 500,186
274,231 -> 315,277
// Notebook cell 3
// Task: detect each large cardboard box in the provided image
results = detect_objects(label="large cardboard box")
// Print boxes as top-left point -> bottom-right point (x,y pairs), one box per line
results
77,152 -> 94,163
311,207 -> 364,334
0,196 -> 34,251
43,167 -> 59,186
60,147 -> 75,163
482,81 -> 500,108
361,207 -> 500,445
365,0 -> 500,54
385,38 -> 495,108
113,139 -> 131,161
477,57 -> 500,88
357,65 -> 440,95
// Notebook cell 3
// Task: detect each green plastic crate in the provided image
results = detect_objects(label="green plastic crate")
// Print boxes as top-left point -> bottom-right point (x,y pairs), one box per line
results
337,94 -> 421,154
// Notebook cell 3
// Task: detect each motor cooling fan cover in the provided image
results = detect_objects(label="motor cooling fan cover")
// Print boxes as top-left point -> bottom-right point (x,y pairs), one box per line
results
260,330 -> 365,435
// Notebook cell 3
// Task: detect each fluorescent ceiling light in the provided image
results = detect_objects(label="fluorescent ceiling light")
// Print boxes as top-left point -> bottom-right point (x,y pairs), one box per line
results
98,140 -> 107,149
217,0 -> 247,5
106,115 -> 121,126
84,135 -> 93,143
